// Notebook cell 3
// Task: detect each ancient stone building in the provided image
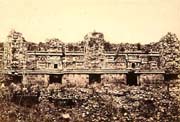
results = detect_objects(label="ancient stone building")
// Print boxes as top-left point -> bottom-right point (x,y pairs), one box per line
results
0,30 -> 165,86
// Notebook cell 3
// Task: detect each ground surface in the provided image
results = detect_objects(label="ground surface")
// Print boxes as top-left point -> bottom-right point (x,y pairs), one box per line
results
0,82 -> 180,122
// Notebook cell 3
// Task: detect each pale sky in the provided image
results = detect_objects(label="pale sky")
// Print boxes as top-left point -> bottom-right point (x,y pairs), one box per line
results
0,0 -> 179,44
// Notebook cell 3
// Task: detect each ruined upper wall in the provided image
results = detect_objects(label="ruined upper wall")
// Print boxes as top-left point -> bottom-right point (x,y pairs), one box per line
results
84,32 -> 105,69
0,30 -> 179,53
1,30 -> 180,74
3,30 -> 27,70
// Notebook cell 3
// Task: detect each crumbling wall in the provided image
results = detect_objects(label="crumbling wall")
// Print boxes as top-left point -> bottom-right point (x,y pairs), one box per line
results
62,74 -> 88,87
102,74 -> 126,84
3,30 -> 27,70
64,55 -> 84,70
1,30 -> 168,87
45,38 -> 64,52
84,32 -> 105,69
65,42 -> 84,52
105,55 -> 126,69
26,74 -> 49,86
27,55 -> 37,70
170,79 -> 180,102
139,74 -> 164,85
155,32 -> 180,73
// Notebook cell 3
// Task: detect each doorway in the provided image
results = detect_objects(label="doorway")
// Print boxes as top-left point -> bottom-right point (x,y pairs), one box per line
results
127,71 -> 137,86
49,74 -> 63,84
89,74 -> 101,84
164,74 -> 178,81
11,75 -> 23,84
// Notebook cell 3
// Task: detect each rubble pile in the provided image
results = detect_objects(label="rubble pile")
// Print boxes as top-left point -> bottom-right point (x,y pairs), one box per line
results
114,85 -> 179,121
76,84 -> 179,122
65,42 -> 84,52
50,87 -> 91,100
0,83 -> 179,122
170,79 -> 180,104
45,38 -> 64,52
46,87 -> 91,107
27,42 -> 38,51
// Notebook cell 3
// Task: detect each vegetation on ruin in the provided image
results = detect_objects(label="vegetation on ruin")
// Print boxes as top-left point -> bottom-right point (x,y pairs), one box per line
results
0,83 -> 180,122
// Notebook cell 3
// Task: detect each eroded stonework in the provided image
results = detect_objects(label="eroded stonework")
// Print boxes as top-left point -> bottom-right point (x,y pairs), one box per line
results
0,30 -> 166,86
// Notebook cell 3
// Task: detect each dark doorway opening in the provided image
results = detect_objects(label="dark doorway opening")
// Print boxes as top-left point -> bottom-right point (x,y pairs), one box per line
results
49,74 -> 63,84
127,71 -> 137,86
164,74 -> 178,81
10,75 -> 23,84
89,74 -> 101,84
5,74 -> 23,85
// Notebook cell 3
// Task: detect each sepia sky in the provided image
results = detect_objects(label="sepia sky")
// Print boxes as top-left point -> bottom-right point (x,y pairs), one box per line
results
0,0 -> 179,44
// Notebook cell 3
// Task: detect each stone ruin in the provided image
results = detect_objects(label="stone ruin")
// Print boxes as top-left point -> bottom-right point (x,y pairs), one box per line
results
0,30 -> 180,122
0,30 -> 179,88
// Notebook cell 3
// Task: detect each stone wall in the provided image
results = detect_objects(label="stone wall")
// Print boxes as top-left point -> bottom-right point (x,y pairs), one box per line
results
26,74 -> 49,86
139,74 -> 164,85
10,73 -> 165,87
102,74 -> 126,84
62,74 -> 89,87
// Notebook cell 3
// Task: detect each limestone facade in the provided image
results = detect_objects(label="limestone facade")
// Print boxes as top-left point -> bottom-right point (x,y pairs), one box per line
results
0,31 -> 165,86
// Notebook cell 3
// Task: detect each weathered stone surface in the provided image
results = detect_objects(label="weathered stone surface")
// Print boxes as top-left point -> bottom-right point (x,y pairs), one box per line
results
139,74 -> 164,85
62,74 -> 89,87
